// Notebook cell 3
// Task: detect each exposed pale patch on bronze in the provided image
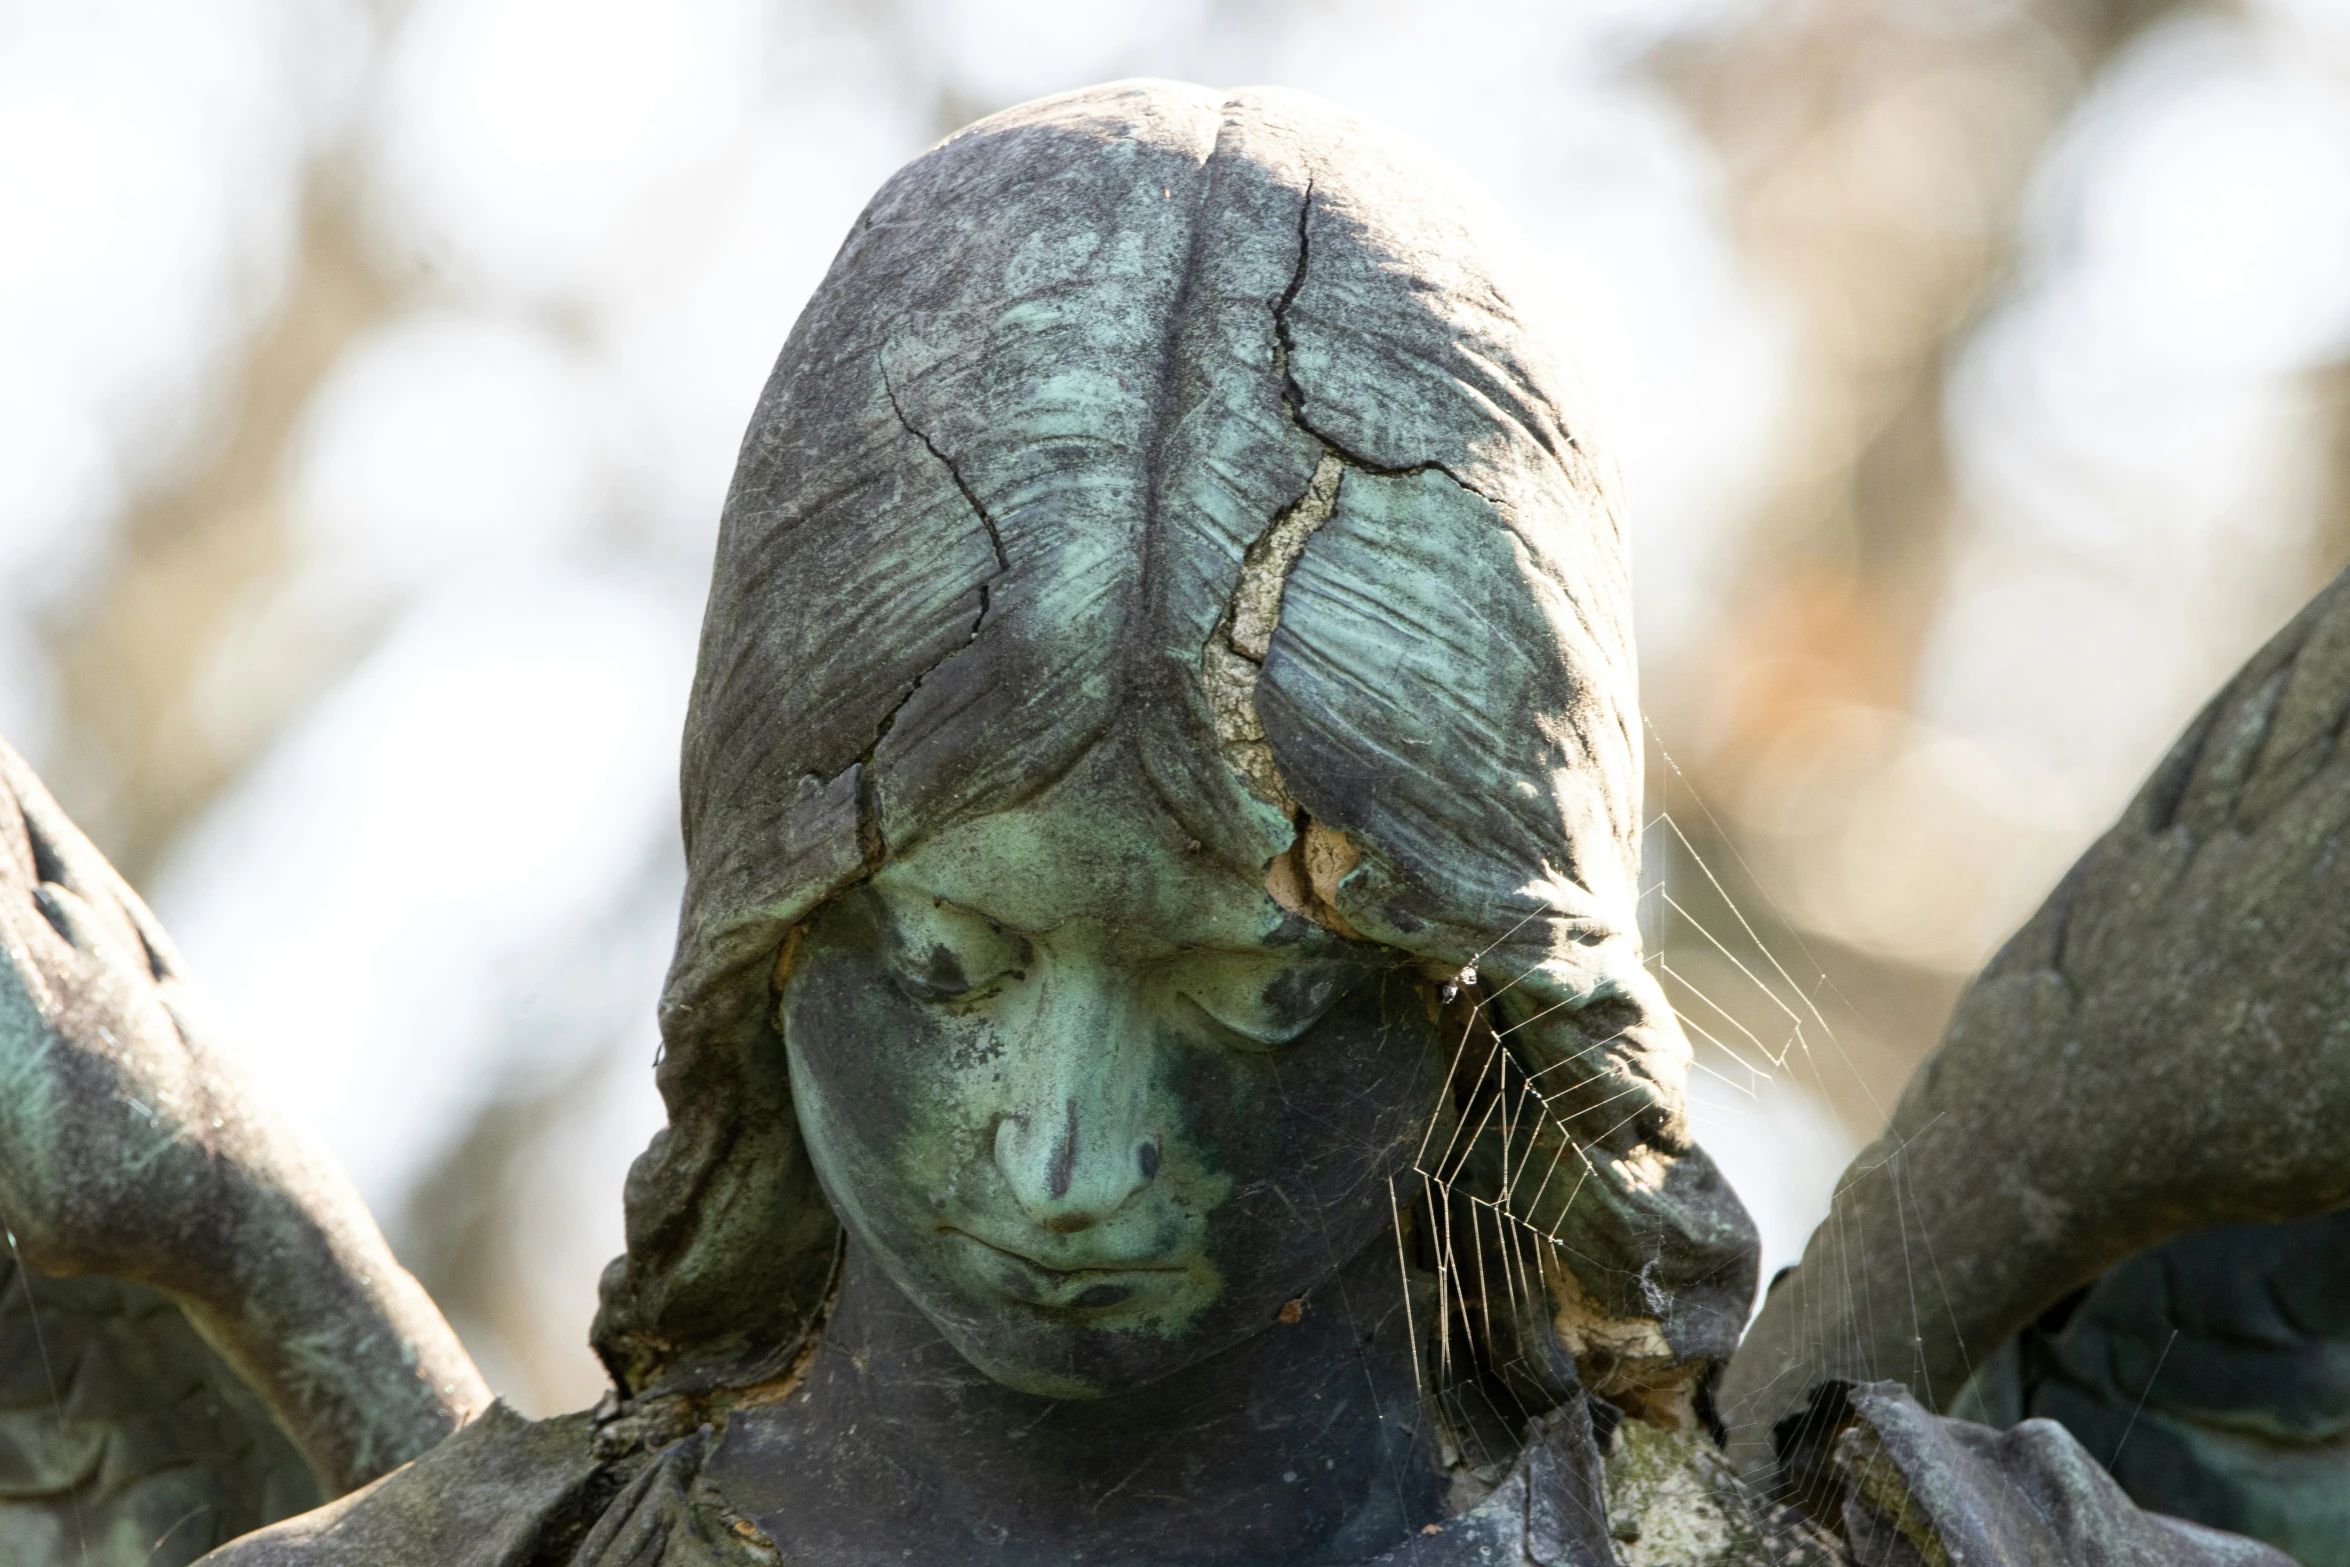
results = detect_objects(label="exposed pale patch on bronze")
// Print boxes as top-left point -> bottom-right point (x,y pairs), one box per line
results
1264,818 -> 1365,940
1201,452 -> 1345,813
1199,454 -> 1371,938
1542,1251 -> 1698,1434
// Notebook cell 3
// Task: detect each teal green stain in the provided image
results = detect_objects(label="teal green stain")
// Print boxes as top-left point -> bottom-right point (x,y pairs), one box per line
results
780,739 -> 1409,1395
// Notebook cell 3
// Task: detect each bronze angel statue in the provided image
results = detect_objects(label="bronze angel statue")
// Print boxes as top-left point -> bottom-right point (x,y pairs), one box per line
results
1,81 -> 2343,1567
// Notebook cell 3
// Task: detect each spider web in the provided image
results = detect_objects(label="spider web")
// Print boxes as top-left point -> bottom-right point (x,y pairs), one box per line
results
1386,741 -> 1935,1506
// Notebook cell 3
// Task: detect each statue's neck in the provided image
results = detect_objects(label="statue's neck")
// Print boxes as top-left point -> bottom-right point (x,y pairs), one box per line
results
705,1234 -> 1447,1565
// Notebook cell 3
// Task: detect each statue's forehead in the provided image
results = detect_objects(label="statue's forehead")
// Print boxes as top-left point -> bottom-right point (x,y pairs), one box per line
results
870,746 -> 1293,951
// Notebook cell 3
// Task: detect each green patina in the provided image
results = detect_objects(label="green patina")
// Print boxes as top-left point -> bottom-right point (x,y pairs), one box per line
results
779,736 -> 1418,1394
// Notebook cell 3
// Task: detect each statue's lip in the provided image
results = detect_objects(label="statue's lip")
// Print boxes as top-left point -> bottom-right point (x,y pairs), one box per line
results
943,1228 -> 1188,1279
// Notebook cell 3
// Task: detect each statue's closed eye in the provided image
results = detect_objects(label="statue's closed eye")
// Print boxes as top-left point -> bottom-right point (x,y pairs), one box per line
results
1174,951 -> 1365,1050
881,900 -> 1031,1006
865,883 -> 1371,1046
894,943 -> 980,1003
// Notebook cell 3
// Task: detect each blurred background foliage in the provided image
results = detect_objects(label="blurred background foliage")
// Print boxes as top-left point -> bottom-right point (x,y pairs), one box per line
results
5,0 -> 2349,1416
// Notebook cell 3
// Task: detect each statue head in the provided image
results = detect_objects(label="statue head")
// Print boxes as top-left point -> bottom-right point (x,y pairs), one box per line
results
591,81 -> 1755,1411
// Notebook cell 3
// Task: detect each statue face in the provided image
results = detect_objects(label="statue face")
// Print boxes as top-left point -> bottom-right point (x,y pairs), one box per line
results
780,743 -> 1448,1397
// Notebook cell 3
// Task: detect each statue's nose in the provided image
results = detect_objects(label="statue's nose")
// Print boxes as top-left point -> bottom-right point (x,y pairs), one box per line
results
994,1098 -> 1158,1234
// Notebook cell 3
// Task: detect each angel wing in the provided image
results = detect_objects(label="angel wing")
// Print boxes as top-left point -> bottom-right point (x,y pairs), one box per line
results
0,1260 -> 320,1564
1723,564 -> 2350,1551
1954,1210 -> 2350,1562
0,738 -> 490,1564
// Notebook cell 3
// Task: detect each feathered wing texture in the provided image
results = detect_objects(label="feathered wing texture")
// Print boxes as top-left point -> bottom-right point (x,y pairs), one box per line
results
1722,561 -> 2350,1475
595,80 -> 1754,1397
0,737 -> 487,1561
0,1262 -> 319,1566
1959,1211 -> 2350,1560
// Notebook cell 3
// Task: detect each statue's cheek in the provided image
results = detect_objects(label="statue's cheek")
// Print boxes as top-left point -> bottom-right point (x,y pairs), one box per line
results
860,1011 -> 1011,1186
786,962 -> 976,1183
1145,1035 -> 1263,1164
1211,999 -> 1441,1241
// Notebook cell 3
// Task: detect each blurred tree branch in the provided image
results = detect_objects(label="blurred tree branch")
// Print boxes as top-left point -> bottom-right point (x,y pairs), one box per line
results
1630,0 -> 2216,1136
1653,0 -> 2213,737
48,182 -> 400,884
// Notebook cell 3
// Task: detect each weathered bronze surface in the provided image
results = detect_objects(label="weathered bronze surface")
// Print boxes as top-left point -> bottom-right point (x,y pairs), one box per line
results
0,738 -> 484,1542
1953,1211 -> 2350,1564
1723,567 -> 2350,1474
0,77 -> 2332,1567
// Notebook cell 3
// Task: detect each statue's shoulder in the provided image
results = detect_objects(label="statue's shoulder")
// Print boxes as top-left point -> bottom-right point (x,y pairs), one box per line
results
196,1402 -> 600,1567
197,1402 -> 777,1567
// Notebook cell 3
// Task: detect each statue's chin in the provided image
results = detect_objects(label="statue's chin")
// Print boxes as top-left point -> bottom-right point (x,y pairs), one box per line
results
908,1277 -> 1254,1403
936,1324 -> 1240,1402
